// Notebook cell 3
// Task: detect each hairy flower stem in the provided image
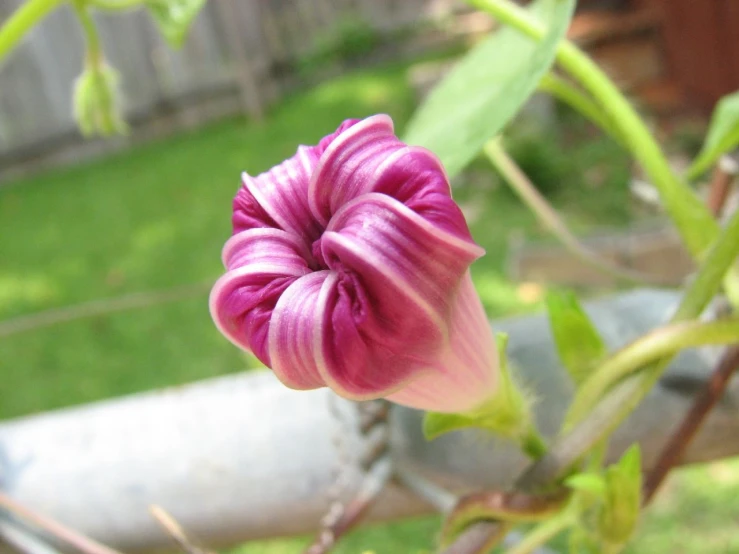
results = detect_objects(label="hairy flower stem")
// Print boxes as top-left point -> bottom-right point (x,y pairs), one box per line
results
0,0 -> 63,62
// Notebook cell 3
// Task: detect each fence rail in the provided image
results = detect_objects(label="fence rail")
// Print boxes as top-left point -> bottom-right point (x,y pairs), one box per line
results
0,0 -> 443,178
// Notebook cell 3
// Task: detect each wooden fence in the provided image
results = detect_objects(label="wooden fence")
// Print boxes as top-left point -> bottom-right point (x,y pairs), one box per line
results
0,0 -> 443,178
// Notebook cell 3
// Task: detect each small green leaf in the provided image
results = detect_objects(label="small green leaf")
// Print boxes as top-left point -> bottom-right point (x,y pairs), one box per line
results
145,0 -> 206,48
403,0 -> 575,178
423,411 -> 476,440
546,291 -> 606,386
599,445 -> 642,546
687,91 -> 739,180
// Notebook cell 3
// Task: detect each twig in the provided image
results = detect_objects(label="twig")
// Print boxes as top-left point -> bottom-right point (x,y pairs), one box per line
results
707,155 -> 738,218
0,281 -> 211,338
642,345 -> 739,504
438,490 -> 567,554
149,505 -> 213,554
440,521 -> 510,554
0,520 -> 66,554
483,138 -> 676,287
393,465 -> 458,513
304,400 -> 393,554
0,491 -> 124,554
303,455 -> 393,554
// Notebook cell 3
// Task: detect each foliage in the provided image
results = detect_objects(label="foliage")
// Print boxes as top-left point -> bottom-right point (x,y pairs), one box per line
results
144,0 -> 206,48
546,290 -> 606,386
404,0 -> 575,178
688,90 -> 739,180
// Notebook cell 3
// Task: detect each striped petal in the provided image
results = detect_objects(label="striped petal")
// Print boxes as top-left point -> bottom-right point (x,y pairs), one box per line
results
209,229 -> 312,366
235,146 -> 323,243
386,273 -> 498,412
310,193 -> 485,399
309,114 -> 404,226
233,119 -> 362,239
368,146 -> 474,242
268,271 -> 332,390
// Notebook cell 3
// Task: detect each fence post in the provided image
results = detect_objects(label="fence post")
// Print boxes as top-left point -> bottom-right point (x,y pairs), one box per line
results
213,0 -> 264,121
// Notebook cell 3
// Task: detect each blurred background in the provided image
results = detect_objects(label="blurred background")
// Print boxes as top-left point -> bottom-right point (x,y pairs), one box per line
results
1,0 -> 738,552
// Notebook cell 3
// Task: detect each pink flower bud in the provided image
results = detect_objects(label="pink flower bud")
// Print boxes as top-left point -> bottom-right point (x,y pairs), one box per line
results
210,115 -> 497,412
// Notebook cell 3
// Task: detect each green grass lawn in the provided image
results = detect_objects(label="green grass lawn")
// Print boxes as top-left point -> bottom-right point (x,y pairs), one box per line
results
1,59 -> 738,553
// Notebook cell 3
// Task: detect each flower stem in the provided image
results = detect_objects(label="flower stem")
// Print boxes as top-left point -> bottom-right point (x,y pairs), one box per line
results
503,514 -> 573,554
483,138 -> 672,286
570,204 -> 739,426
469,0 -> 718,259
537,72 -> 623,145
72,0 -> 102,66
88,0 -> 142,9
0,0 -> 63,62
563,318 -> 739,429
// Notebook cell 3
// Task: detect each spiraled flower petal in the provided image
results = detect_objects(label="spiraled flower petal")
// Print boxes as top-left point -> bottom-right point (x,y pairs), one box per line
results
212,115 -> 499,413
210,229 -> 311,365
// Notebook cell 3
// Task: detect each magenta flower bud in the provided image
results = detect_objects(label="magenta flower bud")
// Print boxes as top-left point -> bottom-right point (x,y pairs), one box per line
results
210,115 -> 497,412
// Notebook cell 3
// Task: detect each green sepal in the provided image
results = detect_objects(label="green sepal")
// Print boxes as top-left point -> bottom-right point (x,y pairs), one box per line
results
145,0 -> 206,48
424,334 -> 542,458
546,290 -> 607,386
687,90 -> 739,180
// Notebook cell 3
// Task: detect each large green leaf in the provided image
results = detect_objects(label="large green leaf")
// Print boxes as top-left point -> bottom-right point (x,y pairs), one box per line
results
403,0 -> 575,178
145,0 -> 206,48
687,91 -> 739,180
545,291 -> 606,386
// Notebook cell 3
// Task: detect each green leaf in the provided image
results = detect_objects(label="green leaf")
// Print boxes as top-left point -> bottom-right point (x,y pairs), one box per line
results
403,0 -> 575,178
423,411 -> 477,440
546,291 -> 606,386
687,91 -> 739,180
599,445 -> 642,546
145,0 -> 206,48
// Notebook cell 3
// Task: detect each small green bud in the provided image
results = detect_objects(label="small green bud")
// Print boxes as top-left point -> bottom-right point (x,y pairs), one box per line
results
73,62 -> 128,137
546,290 -> 606,386
598,445 -> 642,546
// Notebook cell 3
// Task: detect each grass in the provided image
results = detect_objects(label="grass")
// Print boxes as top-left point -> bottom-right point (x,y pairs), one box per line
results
1,59 -> 738,553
